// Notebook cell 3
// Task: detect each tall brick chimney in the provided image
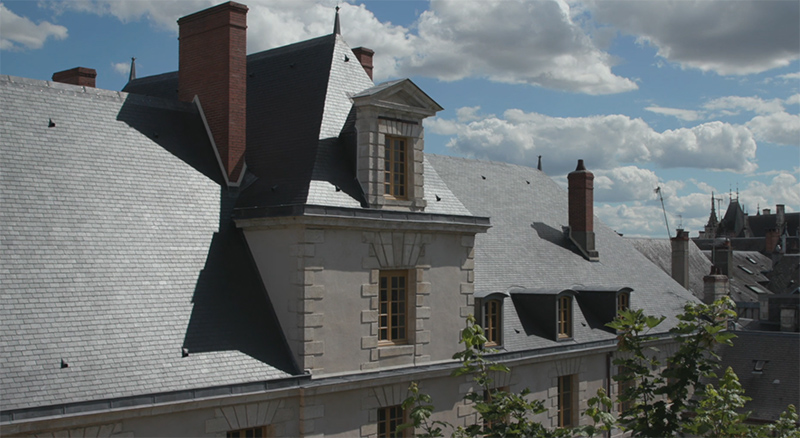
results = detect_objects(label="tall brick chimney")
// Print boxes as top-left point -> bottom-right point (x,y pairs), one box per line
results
178,2 -> 248,185
351,47 -> 374,80
568,159 -> 598,261
671,229 -> 690,289
52,67 -> 96,87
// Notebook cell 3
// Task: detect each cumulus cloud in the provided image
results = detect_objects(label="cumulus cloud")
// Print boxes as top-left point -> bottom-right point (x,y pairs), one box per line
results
396,0 -> 637,94
645,106 -> 702,122
593,166 -> 682,203
584,0 -> 800,75
746,112 -> 800,146
112,61 -> 130,76
596,171 -> 800,237
50,0 -> 636,94
0,3 -> 68,51
427,108 -> 758,175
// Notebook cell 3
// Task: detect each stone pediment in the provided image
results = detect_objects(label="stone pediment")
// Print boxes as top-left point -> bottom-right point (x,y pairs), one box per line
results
351,79 -> 443,117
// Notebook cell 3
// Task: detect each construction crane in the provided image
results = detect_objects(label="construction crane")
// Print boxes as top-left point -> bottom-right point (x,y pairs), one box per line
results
655,186 -> 671,238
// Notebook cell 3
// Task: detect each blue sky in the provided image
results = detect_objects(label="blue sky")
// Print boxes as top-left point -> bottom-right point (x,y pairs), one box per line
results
2,0 -> 798,237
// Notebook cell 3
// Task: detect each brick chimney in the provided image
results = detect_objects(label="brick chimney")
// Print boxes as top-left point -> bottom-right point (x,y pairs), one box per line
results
178,2 -> 248,186
568,159 -> 598,261
52,67 -> 97,87
351,47 -> 374,80
671,229 -> 690,289
703,266 -> 729,305
776,204 -> 785,229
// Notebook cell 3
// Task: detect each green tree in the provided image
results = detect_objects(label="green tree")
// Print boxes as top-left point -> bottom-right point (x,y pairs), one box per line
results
401,298 -> 799,438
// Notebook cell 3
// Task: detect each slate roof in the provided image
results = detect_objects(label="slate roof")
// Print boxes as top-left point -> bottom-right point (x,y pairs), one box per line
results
699,250 -> 774,300
0,75 -> 297,415
125,34 -> 466,218
717,331 -> 800,422
628,237 -> 712,300
427,155 -> 699,352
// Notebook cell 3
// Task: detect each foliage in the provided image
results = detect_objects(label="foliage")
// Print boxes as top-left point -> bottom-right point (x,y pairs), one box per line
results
684,367 -> 752,437
400,299 -> 799,438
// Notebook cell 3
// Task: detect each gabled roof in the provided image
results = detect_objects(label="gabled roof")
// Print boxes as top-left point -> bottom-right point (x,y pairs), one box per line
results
351,78 -> 444,116
427,154 -> 698,352
0,76 -> 297,415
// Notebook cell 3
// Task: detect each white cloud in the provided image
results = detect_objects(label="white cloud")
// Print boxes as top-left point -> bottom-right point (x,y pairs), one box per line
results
704,96 -> 785,115
428,108 -> 758,175
584,0 -> 800,76
595,171 -> 800,237
786,94 -> 800,106
112,61 -> 130,76
778,72 -> 800,81
52,0 -> 636,94
746,112 -> 800,146
593,166 -> 683,203
645,106 -> 702,122
395,0 -> 637,94
0,3 -> 68,51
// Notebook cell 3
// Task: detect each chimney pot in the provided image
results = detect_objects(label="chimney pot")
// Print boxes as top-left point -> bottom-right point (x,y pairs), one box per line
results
352,47 -> 374,80
52,67 -> 97,88
178,1 -> 248,185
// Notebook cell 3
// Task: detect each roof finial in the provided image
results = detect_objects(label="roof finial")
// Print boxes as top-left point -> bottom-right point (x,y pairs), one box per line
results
537,155 -> 542,171
333,5 -> 341,35
129,57 -> 136,82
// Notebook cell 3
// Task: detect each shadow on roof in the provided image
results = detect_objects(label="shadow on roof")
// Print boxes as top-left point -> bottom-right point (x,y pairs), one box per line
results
116,95 -> 224,186
182,212 -> 298,374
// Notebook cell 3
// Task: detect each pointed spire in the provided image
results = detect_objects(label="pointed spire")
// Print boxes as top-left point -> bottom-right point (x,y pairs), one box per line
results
333,6 -> 341,35
129,57 -> 137,82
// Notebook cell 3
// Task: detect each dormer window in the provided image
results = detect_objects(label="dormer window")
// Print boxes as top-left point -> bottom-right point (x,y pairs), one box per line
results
617,292 -> 629,313
351,79 -> 443,211
558,295 -> 572,339
384,136 -> 407,199
483,299 -> 502,347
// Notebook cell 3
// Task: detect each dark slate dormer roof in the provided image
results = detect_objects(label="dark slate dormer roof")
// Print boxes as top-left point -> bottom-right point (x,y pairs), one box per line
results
719,199 -> 749,237
426,154 -> 698,352
0,76 -> 297,415
125,34 -> 375,211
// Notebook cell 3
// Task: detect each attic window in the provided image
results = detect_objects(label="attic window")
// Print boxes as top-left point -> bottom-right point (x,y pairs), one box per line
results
746,285 -> 766,294
752,359 -> 768,374
558,296 -> 573,339
746,256 -> 757,264
482,299 -> 502,347
617,292 -> 629,313
738,265 -> 754,275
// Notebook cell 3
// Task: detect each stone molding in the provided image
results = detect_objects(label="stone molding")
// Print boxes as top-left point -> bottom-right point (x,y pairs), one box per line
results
204,400 -> 293,436
32,423 -> 129,438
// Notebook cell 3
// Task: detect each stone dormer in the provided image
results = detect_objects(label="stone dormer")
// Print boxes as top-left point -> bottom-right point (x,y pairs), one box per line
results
351,79 -> 443,211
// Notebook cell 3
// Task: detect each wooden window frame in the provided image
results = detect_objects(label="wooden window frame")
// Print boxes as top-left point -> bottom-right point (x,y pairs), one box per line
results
557,295 -> 572,339
384,136 -> 408,200
379,270 -> 409,345
617,366 -> 634,413
483,299 -> 502,347
617,292 -> 629,313
558,375 -> 575,428
378,405 -> 406,438
227,425 -> 272,438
